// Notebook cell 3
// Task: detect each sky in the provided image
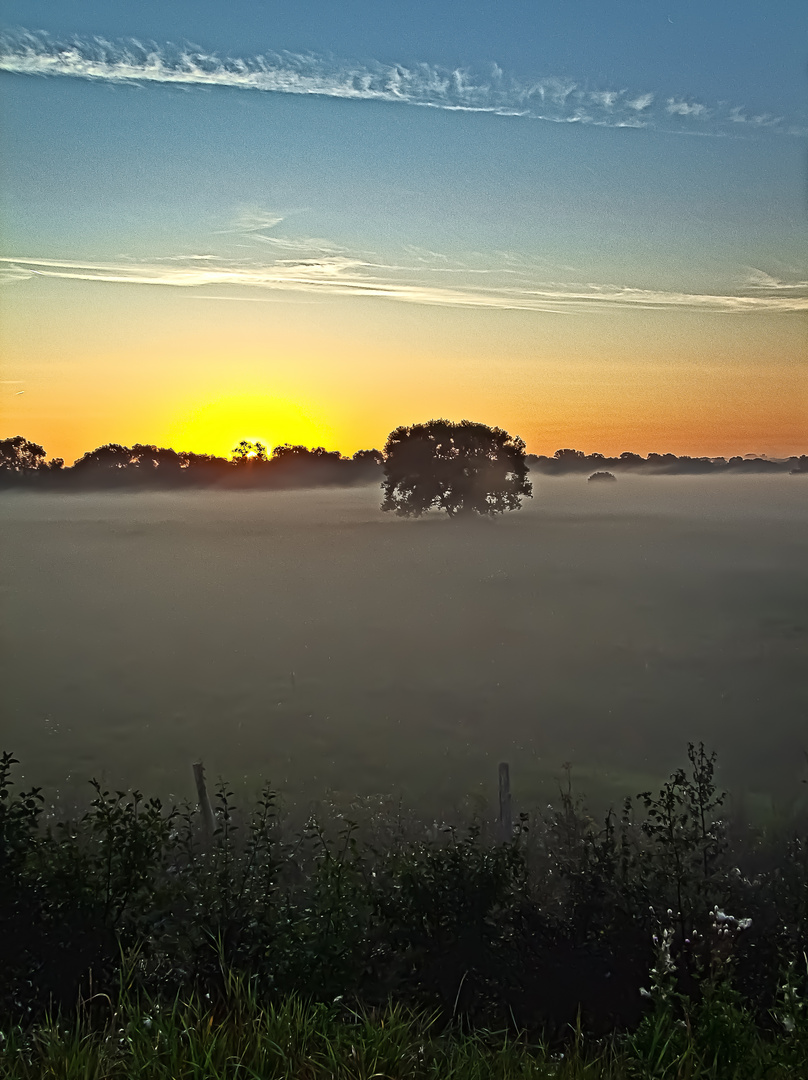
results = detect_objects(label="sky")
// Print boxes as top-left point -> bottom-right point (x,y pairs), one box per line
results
1,0 -> 806,462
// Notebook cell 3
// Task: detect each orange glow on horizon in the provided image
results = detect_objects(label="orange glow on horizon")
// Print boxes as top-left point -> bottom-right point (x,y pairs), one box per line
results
1,278 -> 804,465
161,394 -> 336,460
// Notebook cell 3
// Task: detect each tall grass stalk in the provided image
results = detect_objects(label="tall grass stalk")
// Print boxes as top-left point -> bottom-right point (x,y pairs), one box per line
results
3,979 -> 808,1079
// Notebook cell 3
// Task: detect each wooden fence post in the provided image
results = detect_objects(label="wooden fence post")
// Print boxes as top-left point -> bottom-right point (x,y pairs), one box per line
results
498,762 -> 512,843
192,761 -> 216,842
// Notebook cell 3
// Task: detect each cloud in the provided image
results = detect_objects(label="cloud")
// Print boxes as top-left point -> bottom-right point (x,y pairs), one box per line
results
222,208 -> 359,259
250,234 -> 349,255
729,107 -> 784,129
229,209 -> 286,233
666,99 -> 708,117
0,28 -> 802,138
589,90 -> 620,109
626,93 -> 654,111
744,268 -> 808,293
2,253 -> 806,315
0,265 -> 35,283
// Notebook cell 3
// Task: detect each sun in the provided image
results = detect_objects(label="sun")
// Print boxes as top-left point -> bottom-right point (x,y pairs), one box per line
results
164,394 -> 335,459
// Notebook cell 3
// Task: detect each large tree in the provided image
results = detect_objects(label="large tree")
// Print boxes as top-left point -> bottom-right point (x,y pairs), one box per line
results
381,419 -> 532,518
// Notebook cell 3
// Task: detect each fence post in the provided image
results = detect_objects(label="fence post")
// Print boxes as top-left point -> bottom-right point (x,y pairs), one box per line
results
498,762 -> 512,843
192,761 -> 216,842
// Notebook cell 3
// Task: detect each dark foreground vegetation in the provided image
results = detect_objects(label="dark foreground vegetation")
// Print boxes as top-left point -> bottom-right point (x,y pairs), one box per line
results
2,746 -> 808,1077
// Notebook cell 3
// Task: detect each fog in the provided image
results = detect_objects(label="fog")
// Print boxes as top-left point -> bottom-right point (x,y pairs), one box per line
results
2,475 -> 806,816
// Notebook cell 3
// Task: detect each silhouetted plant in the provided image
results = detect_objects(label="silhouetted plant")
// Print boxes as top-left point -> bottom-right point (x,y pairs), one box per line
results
0,751 -> 43,889
629,905 -> 762,1079
80,781 -> 178,933
636,743 -> 727,936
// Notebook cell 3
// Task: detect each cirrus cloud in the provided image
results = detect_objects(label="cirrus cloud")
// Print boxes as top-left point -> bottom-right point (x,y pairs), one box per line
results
2,251 -> 806,314
0,28 -> 803,138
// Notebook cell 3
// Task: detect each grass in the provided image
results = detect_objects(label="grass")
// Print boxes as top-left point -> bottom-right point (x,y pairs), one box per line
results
0,978 -> 572,1080
3,977 -> 808,1079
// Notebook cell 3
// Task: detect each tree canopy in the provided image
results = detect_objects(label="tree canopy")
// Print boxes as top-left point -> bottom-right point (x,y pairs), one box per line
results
231,440 -> 269,462
381,419 -> 532,518
0,435 -> 62,472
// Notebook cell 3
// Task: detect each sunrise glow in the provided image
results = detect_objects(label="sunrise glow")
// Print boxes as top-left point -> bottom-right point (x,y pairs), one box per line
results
0,4 -> 805,463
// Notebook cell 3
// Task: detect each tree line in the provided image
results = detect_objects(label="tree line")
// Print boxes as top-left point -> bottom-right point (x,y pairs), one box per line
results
1,425 -> 806,513
528,446 -> 808,476
0,435 -> 386,491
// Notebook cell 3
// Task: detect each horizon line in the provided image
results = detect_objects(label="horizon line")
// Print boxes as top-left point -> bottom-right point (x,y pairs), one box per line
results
3,432 -> 805,467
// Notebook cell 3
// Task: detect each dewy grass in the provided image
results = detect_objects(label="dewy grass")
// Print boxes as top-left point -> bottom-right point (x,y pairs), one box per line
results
0,990 -> 562,1079
0,994 -> 613,1079
3,989 -> 808,1079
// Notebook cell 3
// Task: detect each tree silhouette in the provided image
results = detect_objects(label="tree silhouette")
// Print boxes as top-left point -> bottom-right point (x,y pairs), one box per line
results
381,419 -> 532,518
129,444 -> 183,472
552,448 -> 588,472
0,436 -> 49,471
271,444 -> 342,463
352,449 -> 384,465
71,444 -> 134,471
231,440 -> 268,462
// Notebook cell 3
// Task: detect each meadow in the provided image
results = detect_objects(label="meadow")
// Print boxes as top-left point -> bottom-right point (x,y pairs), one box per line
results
1,473 -> 806,817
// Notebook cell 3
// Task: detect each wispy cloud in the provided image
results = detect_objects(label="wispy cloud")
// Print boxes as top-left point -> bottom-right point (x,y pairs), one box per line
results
221,207 -> 357,258
228,208 -> 287,233
0,28 -> 803,137
250,233 -> 351,255
666,99 -> 708,117
2,252 -> 806,314
0,264 -> 35,283
626,93 -> 654,112
744,268 -> 808,294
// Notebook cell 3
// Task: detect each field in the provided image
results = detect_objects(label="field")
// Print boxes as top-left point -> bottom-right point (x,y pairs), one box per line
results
1,474 -> 806,817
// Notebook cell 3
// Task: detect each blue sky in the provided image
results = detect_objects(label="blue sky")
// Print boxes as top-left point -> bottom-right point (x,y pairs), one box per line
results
1,1 -> 806,460
3,0 -> 804,110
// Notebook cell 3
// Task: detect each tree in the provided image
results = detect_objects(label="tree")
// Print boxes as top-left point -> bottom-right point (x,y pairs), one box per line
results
231,440 -> 268,462
129,444 -> 183,472
352,449 -> 384,465
271,444 -> 342,463
552,448 -> 588,473
381,419 -> 532,518
0,436 -> 48,472
71,444 -> 134,470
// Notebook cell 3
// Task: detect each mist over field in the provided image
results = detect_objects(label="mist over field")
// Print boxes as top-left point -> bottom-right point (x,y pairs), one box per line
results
1,475 -> 806,816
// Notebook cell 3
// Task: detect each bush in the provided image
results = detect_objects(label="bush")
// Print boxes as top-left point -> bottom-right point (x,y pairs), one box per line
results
1,743 -> 808,1059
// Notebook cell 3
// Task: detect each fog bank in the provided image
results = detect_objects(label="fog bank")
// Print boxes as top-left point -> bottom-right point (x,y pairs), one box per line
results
2,475 -> 806,814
